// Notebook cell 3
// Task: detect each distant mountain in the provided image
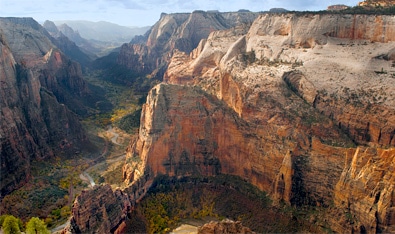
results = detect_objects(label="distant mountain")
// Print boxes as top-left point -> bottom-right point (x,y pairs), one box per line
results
53,20 -> 150,44
269,8 -> 289,13
43,20 -> 94,66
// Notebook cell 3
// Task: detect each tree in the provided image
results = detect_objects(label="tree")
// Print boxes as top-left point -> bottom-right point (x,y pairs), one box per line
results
2,215 -> 21,234
26,217 -> 50,234
0,215 -> 7,227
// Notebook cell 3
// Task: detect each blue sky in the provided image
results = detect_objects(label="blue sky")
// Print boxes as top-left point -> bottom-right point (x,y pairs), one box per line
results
0,0 -> 361,27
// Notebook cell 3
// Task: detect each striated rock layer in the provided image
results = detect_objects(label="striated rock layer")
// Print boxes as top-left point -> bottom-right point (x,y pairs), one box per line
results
127,84 -> 394,233
0,18 -> 91,198
165,13 -> 395,148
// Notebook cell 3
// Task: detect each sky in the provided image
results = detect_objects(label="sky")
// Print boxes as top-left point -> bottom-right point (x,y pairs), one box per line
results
0,0 -> 361,27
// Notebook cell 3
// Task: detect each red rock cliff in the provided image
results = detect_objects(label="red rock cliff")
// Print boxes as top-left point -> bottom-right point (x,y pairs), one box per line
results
0,18 -> 90,198
139,12 -> 395,232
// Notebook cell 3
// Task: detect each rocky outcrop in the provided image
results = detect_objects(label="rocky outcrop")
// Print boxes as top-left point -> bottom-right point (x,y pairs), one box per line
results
327,5 -> 350,11
67,185 -> 130,234
0,18 -> 91,198
283,71 -> 317,104
198,220 -> 254,234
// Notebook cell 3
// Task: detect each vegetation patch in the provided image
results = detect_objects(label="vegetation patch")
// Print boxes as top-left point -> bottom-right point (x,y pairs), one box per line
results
127,175 -> 321,234
115,108 -> 142,134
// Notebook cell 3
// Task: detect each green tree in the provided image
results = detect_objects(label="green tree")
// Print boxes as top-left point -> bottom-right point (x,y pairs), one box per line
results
26,217 -> 50,234
2,215 -> 21,234
0,214 -> 7,227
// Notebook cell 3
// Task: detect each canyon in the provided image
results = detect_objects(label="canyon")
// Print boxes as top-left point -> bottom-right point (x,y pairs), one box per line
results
65,11 -> 395,234
1,6 -> 395,234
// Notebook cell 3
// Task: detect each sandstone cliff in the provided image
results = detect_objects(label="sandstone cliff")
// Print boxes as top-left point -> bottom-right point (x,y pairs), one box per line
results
165,13 -> 395,147
140,12 -> 395,232
66,185 -> 130,234
0,18 -> 90,198
69,12 -> 395,233
333,147 -> 395,233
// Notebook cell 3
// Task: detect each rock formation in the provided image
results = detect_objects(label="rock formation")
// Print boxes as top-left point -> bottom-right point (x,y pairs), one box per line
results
0,17 -> 91,198
198,220 -> 254,234
165,13 -> 395,147
69,12 -> 395,233
114,11 -> 259,81
66,185 -> 130,234
327,4 -> 350,11
134,12 -> 395,232
333,147 -> 395,233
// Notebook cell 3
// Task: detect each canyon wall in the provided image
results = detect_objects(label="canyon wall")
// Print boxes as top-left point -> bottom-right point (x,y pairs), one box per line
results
0,18 -> 91,198
165,13 -> 395,147
136,12 -> 395,232
69,12 -> 395,233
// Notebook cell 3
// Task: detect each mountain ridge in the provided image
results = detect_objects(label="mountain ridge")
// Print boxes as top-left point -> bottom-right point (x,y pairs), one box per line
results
53,20 -> 150,44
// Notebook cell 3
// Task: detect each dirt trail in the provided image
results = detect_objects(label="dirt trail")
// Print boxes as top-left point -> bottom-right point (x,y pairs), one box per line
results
108,125 -> 121,145
79,125 -> 124,187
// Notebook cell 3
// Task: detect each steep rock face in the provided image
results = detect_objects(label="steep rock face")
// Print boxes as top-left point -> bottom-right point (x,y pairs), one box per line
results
0,18 -> 89,197
115,11 -> 259,80
332,148 -> 395,233
124,81 -> 394,232
127,84 -> 352,206
68,185 -> 130,234
42,20 -> 59,35
249,13 -> 395,44
0,17 -> 91,115
64,174 -> 153,233
117,43 -> 151,75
